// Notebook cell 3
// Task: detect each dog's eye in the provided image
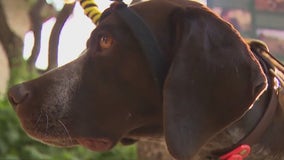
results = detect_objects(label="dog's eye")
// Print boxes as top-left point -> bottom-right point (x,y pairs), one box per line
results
99,35 -> 113,50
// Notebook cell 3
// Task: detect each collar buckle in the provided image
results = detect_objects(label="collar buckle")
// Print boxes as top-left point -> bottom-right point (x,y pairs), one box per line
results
219,145 -> 251,160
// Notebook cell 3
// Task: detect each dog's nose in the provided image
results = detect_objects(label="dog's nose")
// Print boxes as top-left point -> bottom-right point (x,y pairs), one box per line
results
8,84 -> 30,110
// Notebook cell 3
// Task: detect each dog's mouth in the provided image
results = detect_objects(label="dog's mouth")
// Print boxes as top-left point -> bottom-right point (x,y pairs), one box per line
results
76,138 -> 114,151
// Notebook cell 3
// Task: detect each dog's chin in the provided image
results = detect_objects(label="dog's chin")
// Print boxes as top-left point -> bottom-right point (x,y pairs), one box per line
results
28,131 -> 114,151
24,130 -> 79,147
19,120 -> 116,151
43,137 -> 115,152
41,138 -> 79,147
26,129 -> 115,151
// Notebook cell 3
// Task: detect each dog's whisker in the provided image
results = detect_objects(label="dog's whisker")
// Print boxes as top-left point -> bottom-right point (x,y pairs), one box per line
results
58,120 -> 73,144
45,113 -> 49,136
33,110 -> 43,129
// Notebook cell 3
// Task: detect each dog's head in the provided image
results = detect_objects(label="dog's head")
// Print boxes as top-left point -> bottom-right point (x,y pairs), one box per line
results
8,0 -> 267,159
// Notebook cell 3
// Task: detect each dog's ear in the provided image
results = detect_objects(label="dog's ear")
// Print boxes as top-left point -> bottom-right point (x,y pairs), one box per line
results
164,6 -> 267,159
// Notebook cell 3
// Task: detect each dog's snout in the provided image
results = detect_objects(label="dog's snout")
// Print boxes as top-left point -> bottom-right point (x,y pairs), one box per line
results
8,84 -> 30,109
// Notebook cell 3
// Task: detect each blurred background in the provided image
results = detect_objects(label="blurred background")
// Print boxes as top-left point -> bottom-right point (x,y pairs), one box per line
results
0,0 -> 283,159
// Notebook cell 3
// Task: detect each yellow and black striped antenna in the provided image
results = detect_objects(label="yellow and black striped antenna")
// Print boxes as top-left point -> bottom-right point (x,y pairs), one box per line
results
64,0 -> 102,25
80,0 -> 101,25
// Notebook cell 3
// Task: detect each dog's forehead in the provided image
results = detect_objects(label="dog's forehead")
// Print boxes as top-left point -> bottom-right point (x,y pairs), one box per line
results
130,0 -> 203,12
97,0 -> 202,31
94,2 -> 172,37
99,13 -> 124,27
98,1 -> 172,28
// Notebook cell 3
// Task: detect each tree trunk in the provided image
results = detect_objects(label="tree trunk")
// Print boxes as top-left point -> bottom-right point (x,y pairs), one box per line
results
131,0 -> 141,4
47,3 -> 75,71
137,141 -> 174,160
0,0 -> 23,68
27,0 -> 46,70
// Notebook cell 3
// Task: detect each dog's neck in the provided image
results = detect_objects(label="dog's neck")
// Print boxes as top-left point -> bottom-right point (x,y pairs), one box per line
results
197,54 -> 284,160
250,106 -> 284,159
195,89 -> 284,159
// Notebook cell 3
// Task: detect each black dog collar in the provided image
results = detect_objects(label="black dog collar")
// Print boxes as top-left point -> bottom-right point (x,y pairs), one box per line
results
211,41 -> 281,160
116,6 -> 167,89
100,0 -> 167,90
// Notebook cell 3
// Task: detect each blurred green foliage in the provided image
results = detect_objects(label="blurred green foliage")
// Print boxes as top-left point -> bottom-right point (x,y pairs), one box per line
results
0,62 -> 137,160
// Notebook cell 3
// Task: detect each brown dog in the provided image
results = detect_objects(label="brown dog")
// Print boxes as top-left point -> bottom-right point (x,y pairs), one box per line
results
8,0 -> 284,159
